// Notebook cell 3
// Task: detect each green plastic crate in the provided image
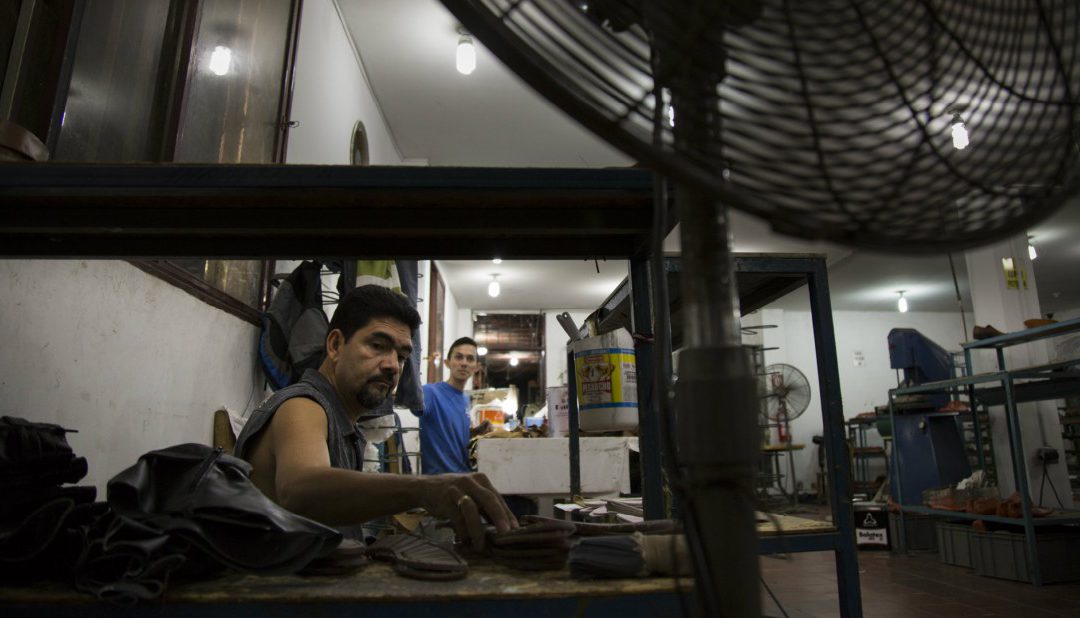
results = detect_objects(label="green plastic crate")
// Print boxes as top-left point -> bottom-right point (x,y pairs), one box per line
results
970,529 -> 1080,584
890,513 -> 938,552
936,522 -> 973,568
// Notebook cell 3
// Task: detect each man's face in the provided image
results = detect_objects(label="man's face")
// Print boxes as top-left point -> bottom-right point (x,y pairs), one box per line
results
328,317 -> 414,410
447,344 -> 479,383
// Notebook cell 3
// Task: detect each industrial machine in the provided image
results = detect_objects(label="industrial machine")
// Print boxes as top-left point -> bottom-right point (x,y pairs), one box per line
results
886,329 -> 971,505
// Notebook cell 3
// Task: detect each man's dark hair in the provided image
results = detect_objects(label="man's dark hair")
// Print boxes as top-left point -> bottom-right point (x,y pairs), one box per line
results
447,336 -> 478,358
329,285 -> 421,341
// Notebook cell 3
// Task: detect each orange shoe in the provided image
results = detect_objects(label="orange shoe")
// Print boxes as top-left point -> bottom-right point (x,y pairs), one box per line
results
939,400 -> 970,413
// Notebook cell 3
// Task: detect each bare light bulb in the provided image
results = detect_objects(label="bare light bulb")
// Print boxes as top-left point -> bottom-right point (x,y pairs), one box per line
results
477,346 -> 489,356
1028,241 -> 1037,261
488,275 -> 500,298
509,356 -> 519,367
897,292 -> 908,313
951,117 -> 969,150
492,258 -> 502,264
456,35 -> 476,75
209,46 -> 232,76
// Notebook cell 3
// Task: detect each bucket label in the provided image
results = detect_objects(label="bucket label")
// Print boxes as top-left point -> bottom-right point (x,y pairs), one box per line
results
574,347 -> 636,410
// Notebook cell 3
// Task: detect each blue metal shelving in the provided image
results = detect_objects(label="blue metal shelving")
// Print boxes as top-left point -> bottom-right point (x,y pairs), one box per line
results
890,317 -> 1080,586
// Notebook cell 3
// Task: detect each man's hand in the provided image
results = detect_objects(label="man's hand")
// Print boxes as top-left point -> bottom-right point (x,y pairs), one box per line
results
469,419 -> 492,438
419,472 -> 518,551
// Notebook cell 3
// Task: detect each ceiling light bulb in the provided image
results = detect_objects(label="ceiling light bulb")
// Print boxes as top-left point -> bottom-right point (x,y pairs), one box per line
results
951,115 -> 969,150
488,275 -> 500,298
209,46 -> 232,76
897,292 -> 908,313
1028,240 -> 1037,260
509,356 -> 519,367
456,35 -> 476,75
477,346 -> 488,356
492,258 -> 502,264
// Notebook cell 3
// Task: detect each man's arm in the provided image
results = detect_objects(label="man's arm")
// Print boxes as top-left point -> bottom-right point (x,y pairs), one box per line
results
469,419 -> 492,438
267,398 -> 516,548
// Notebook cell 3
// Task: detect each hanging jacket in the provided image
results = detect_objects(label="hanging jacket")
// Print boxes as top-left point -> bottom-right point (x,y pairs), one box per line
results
258,260 -> 328,389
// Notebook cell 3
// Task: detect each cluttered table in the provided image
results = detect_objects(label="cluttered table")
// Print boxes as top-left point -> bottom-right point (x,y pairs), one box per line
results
1,512 -> 834,617
2,555 -> 692,617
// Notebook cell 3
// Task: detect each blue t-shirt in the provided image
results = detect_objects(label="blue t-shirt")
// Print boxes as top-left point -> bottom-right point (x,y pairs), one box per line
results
413,381 -> 471,474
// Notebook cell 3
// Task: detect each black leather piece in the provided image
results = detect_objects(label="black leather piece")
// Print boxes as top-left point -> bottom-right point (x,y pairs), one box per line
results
1,484 -> 96,520
0,416 -> 87,491
107,443 -> 341,575
0,498 -> 74,562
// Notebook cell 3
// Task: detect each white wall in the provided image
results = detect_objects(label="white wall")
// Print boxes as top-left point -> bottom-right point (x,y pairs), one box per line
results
0,260 -> 263,493
544,309 -> 593,389
745,305 -> 971,495
285,0 -> 404,165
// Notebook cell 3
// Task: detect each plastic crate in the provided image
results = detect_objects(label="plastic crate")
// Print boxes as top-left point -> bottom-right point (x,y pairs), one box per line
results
970,529 -> 1080,584
889,513 -> 938,552
936,522 -> 973,568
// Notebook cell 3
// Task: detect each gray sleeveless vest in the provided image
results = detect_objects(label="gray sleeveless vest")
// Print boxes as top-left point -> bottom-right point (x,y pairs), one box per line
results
235,369 -> 363,470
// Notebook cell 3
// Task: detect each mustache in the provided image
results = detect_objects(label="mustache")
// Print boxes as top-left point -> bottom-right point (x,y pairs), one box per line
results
365,372 -> 396,387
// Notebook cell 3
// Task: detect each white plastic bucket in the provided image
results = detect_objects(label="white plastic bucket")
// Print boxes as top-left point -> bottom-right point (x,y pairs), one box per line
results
570,328 -> 638,431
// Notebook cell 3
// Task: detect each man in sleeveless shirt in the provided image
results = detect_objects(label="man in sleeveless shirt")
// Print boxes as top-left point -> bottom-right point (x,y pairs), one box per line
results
234,285 -> 516,549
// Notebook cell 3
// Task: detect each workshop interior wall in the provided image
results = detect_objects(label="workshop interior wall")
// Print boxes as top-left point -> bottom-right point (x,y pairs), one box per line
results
543,309 -> 593,390
285,0 -> 406,166
0,260 -> 264,494
744,305 -> 972,497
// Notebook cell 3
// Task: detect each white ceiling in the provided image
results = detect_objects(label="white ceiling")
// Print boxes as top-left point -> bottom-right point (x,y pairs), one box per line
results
338,0 -> 1079,315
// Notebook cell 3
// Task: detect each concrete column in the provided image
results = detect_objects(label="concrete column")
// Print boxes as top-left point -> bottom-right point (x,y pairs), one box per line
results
964,234 -> 1072,507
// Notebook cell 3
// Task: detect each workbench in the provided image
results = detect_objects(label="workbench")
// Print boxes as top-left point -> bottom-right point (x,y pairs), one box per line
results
0,512 -> 834,616
0,558 -> 692,617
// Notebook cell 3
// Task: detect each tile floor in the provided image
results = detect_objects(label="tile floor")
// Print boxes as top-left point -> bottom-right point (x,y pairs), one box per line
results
760,548 -> 1080,617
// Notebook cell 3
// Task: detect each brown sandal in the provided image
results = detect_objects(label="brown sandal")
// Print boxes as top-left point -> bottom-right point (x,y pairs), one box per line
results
364,534 -> 468,581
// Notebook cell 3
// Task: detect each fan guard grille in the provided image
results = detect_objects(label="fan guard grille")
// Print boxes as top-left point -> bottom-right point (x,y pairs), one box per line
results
444,0 -> 1080,251
763,362 -> 812,421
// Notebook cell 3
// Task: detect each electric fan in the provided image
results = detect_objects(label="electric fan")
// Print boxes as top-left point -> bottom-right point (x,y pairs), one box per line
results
763,363 -> 811,443
439,1 -> 1080,615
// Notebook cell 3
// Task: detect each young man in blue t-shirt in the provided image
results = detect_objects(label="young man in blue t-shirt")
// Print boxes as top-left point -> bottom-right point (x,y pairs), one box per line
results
414,337 -> 491,474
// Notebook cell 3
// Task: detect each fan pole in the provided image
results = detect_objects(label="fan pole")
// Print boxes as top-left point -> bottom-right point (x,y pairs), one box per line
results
674,186 -> 761,618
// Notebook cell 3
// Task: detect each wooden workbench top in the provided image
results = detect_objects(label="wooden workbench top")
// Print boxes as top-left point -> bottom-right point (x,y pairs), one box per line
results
0,556 -> 692,606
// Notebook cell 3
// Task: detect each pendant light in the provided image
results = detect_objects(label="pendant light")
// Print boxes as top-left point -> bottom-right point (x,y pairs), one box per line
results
456,28 -> 476,75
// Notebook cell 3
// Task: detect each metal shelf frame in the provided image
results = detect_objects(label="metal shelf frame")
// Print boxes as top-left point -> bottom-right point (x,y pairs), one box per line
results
890,316 -> 1080,586
0,164 -> 862,615
583,253 -> 862,617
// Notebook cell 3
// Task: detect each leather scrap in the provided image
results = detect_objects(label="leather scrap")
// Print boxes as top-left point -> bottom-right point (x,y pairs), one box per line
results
486,518 -> 576,571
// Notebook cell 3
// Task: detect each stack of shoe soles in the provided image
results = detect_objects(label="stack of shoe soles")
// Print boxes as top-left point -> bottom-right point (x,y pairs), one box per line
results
0,416 -> 99,583
364,534 -> 468,580
486,518 -> 577,571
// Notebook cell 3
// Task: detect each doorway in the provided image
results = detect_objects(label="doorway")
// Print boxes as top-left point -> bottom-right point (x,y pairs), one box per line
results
473,313 -> 545,417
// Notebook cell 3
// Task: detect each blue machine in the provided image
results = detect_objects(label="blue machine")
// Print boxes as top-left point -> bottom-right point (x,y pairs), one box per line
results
886,329 -> 971,505
888,328 -> 953,387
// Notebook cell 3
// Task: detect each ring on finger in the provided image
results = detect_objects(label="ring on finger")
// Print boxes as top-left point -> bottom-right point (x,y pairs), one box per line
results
456,495 -> 472,508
